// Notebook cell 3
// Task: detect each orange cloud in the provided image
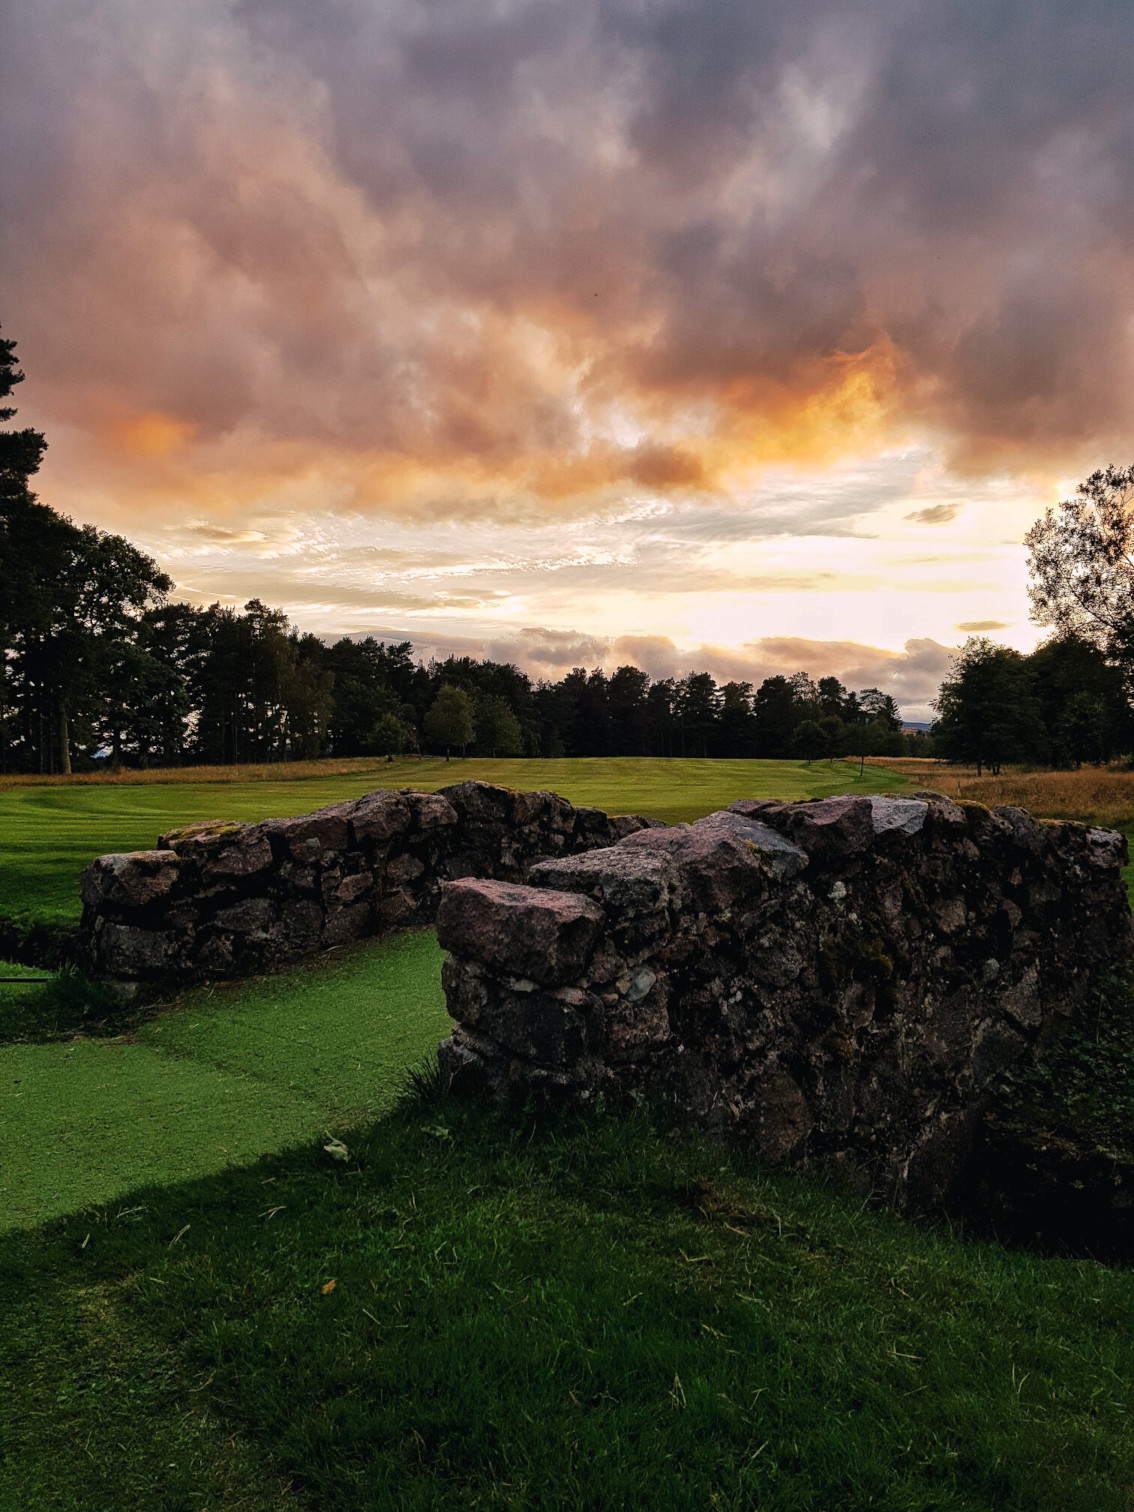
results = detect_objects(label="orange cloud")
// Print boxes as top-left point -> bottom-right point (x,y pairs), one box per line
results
112,412 -> 198,457
7,0 -> 1134,536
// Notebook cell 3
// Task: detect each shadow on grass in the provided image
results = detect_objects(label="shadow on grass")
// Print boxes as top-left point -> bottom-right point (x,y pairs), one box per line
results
4,1097 -> 1134,1511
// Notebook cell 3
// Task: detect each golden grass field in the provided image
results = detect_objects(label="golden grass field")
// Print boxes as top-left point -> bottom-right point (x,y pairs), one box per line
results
869,758 -> 1134,832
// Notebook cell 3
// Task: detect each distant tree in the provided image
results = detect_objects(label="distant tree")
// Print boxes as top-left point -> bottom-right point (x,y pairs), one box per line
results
845,719 -> 872,776
608,664 -> 650,755
367,711 -> 406,757
474,695 -> 522,757
676,672 -> 720,757
645,678 -> 677,756
858,688 -> 902,732
325,638 -> 405,757
531,677 -> 570,757
0,327 -> 171,773
817,676 -> 849,721
932,638 -> 1044,776
819,714 -> 844,763
424,683 -> 474,759
787,671 -> 820,727
581,669 -> 614,756
753,675 -> 795,758
793,719 -> 825,765
1025,465 -> 1134,697
718,681 -> 755,757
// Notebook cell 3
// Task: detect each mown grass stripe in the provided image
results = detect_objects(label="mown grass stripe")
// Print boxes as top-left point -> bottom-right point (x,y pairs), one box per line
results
0,756 -> 908,927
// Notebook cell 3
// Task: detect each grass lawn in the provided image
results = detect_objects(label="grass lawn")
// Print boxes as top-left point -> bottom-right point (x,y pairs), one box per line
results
0,756 -> 908,929
3,1100 -> 1134,1511
6,755 -> 1134,1506
0,930 -> 447,1233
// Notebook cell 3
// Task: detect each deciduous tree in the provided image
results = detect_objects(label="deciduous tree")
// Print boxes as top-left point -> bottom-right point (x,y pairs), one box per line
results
1025,464 -> 1134,696
424,684 -> 474,759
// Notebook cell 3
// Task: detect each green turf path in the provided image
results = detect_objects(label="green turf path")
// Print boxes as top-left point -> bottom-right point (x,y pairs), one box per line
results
0,930 -> 447,1234
0,756 -> 908,927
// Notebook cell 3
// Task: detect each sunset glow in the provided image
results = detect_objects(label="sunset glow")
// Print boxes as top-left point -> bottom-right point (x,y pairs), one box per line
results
5,0 -> 1133,717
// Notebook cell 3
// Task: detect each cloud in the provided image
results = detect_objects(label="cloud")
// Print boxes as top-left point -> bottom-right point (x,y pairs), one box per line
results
4,0 -> 1134,533
955,620 -> 1011,632
490,627 -> 611,669
184,523 -> 269,545
905,504 -> 961,524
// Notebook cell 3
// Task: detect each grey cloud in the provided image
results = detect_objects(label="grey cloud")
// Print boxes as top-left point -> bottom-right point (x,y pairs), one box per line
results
4,0 -> 1134,496
493,627 -> 611,668
184,523 -> 269,544
905,504 -> 960,524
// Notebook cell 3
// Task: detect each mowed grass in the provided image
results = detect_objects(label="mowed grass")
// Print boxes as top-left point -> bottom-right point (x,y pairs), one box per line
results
0,930 -> 447,1233
4,1101 -> 1134,1511
0,757 -> 908,928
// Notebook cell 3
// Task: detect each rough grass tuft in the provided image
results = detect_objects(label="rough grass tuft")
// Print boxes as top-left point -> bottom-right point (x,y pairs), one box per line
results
0,964 -> 125,1045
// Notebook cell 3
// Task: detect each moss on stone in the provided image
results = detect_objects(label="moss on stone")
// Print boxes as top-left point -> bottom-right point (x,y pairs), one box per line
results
818,920 -> 897,1014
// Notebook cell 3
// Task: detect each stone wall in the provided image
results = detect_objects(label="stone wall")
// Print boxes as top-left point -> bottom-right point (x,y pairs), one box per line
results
435,793 -> 1134,1212
79,781 -> 661,984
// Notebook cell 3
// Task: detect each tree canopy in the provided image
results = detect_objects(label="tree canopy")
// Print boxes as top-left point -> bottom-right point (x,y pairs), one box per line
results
932,638 -> 1045,776
1025,464 -> 1134,696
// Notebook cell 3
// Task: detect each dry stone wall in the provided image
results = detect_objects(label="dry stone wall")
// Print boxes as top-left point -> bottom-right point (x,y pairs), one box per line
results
79,781 -> 661,984
435,793 -> 1134,1212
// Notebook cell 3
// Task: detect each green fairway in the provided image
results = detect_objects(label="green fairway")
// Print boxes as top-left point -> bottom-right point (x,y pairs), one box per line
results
0,930 -> 447,1234
0,757 -> 908,928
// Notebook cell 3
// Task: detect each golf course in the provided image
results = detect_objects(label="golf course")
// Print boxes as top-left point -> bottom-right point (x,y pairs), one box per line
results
1,757 -> 907,1227
3,757 -> 1134,1510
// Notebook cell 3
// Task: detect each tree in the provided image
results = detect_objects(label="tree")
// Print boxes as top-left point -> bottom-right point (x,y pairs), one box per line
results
608,665 -> 650,755
932,638 -> 1043,775
325,638 -> 405,757
718,681 -> 755,757
1025,464 -> 1134,697
858,688 -> 902,732
793,719 -> 825,765
423,684 -> 474,759
675,672 -> 720,757
819,714 -> 844,763
645,678 -> 677,756
845,719 -> 872,777
1027,632 -> 1129,765
368,712 -> 406,757
1055,692 -> 1108,769
474,695 -> 522,757
817,676 -> 849,721
753,675 -> 795,757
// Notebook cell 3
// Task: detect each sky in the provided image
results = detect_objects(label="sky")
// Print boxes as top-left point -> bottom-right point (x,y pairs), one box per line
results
4,0 -> 1134,720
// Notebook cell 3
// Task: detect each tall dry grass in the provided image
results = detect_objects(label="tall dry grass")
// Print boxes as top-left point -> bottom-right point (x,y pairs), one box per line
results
866,758 -> 1134,831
